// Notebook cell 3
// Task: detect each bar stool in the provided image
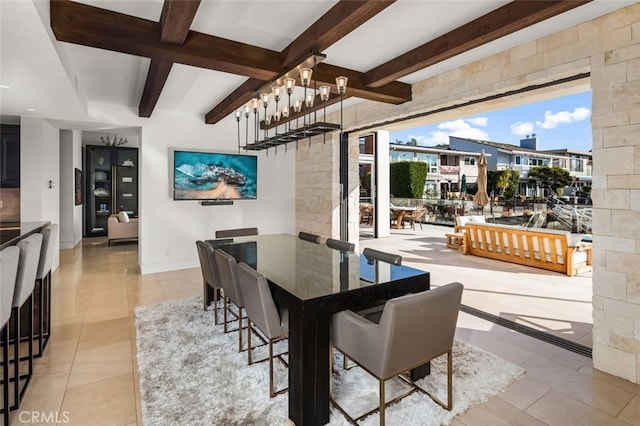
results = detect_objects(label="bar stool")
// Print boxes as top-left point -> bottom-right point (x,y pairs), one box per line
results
10,233 -> 42,410
34,224 -> 58,357
1,246 -> 20,426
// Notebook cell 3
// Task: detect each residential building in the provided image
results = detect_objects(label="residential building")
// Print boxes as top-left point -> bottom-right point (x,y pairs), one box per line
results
449,136 -> 593,196
386,143 -> 484,196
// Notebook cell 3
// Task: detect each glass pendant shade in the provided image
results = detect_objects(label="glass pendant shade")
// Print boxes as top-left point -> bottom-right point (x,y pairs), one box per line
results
261,92 -> 270,107
250,98 -> 258,112
319,85 -> 331,101
305,94 -> 315,108
284,77 -> 296,94
272,85 -> 282,102
300,68 -> 312,87
335,76 -> 348,94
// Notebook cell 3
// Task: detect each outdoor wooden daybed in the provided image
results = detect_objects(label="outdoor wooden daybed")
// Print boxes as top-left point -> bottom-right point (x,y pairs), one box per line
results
463,222 -> 592,276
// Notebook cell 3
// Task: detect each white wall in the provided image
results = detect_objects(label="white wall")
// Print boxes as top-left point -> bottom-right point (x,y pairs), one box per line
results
20,116 -> 60,269
59,129 -> 82,249
86,103 -> 296,274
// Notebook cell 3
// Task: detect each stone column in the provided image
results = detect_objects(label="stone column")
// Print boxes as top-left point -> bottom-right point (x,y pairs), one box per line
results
590,16 -> 640,383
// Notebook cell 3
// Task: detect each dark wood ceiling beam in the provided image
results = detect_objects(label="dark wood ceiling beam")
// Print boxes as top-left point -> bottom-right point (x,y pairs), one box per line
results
205,78 -> 269,125
160,0 -> 201,44
315,63 -> 410,105
50,0 -> 281,80
139,59 -> 174,117
364,0 -> 592,88
280,0 -> 396,68
205,0 -> 404,125
139,0 -> 202,118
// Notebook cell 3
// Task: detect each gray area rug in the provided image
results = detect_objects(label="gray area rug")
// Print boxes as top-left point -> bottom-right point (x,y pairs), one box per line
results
135,296 -> 525,425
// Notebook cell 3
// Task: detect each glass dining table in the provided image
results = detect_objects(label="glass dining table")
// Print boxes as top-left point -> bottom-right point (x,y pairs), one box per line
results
208,233 -> 430,426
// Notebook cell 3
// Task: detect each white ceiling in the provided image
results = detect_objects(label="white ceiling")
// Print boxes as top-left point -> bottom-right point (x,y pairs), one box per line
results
0,0 -> 635,132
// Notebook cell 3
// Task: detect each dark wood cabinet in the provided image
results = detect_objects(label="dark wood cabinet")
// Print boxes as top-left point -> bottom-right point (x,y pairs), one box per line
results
0,125 -> 21,223
0,125 -> 20,188
84,145 -> 138,237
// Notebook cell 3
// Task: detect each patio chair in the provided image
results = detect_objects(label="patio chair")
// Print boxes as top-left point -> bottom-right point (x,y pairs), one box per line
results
403,206 -> 426,230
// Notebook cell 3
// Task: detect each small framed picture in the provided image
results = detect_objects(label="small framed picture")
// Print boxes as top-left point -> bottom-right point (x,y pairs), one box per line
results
75,168 -> 83,205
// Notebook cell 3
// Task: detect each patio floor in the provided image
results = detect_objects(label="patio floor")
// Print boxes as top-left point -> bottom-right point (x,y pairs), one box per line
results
359,223 -> 593,348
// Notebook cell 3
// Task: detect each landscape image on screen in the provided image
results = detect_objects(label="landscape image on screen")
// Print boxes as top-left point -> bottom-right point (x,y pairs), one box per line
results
173,151 -> 257,200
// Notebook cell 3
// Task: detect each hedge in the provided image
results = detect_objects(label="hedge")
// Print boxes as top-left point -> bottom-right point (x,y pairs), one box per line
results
390,161 -> 427,198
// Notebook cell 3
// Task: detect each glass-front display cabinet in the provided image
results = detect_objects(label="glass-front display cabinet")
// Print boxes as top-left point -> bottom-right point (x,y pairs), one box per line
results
84,145 -> 138,237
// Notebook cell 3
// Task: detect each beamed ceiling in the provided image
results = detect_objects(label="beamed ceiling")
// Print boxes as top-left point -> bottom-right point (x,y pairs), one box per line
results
3,1 -> 633,131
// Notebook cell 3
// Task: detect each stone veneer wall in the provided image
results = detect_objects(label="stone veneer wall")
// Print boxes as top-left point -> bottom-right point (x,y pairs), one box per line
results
294,4 -> 640,383
295,130 -> 360,244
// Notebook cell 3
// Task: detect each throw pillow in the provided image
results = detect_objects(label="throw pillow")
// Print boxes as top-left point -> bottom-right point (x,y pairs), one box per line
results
117,211 -> 130,223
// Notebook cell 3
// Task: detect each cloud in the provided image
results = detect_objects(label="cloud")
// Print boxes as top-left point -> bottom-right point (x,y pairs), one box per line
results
449,127 -> 489,141
408,118 -> 489,146
438,119 -> 470,132
467,117 -> 488,126
510,121 -> 534,136
536,107 -> 591,129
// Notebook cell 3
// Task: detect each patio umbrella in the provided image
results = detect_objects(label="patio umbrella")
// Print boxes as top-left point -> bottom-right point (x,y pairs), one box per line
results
473,151 -> 490,208
461,174 -> 467,194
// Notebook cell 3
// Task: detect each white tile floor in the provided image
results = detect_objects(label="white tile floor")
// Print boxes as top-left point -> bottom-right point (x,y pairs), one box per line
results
8,231 -> 640,426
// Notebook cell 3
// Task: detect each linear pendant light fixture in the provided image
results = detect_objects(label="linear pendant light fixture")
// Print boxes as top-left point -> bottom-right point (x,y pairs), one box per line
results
236,53 -> 348,153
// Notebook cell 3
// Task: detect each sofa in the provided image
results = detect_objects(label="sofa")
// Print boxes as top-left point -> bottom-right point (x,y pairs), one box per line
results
107,213 -> 138,246
463,222 -> 592,276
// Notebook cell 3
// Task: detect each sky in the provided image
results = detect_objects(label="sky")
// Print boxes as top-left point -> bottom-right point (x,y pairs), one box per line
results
389,91 -> 593,152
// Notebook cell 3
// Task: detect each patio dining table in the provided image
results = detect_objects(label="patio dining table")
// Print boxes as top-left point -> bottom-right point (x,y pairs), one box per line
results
208,233 -> 430,426
390,205 -> 417,229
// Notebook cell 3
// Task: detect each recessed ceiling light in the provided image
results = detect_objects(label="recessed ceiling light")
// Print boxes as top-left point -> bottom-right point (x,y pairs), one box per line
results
26,107 -> 36,112
0,85 -> 9,89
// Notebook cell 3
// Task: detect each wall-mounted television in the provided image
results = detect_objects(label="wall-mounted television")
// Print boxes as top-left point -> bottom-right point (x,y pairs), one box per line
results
173,150 -> 257,201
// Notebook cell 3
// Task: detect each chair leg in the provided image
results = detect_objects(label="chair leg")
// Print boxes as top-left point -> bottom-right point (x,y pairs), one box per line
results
223,297 -> 229,333
213,287 -> 220,325
379,379 -> 386,426
247,320 -> 253,365
202,279 -> 209,311
268,339 -> 274,398
10,307 -> 18,410
2,325 -> 9,426
238,307 -> 243,352
447,349 -> 452,410
44,271 -> 51,351
24,297 -> 33,400
35,278 -> 45,358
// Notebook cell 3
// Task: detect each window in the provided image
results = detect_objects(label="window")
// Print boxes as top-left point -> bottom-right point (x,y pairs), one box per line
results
416,153 -> 438,167
390,151 -> 413,162
514,155 -> 521,165
463,156 -> 476,166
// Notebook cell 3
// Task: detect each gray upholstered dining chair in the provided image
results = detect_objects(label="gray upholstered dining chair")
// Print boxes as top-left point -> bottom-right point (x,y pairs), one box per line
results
326,238 -> 355,252
196,241 -> 222,324
362,247 -> 402,265
330,282 -> 464,426
237,262 -> 289,397
1,246 -> 20,426
214,249 -> 245,352
215,227 -> 258,238
34,224 -> 58,357
10,233 -> 43,410
298,231 -> 321,244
